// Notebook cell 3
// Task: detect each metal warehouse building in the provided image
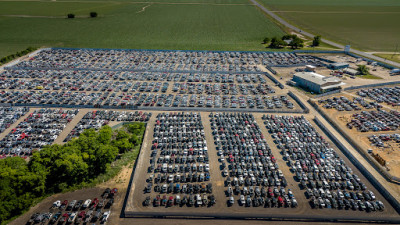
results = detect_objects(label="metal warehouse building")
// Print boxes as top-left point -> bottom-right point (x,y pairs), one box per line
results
293,72 -> 345,94
328,62 -> 349,70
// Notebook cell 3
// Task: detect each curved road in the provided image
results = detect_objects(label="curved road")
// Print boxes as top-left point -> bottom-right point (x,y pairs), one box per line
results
250,0 -> 400,69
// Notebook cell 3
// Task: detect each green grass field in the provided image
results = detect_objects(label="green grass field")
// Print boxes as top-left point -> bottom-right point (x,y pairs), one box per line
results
373,54 -> 400,64
257,0 -> 400,52
0,0 -> 285,58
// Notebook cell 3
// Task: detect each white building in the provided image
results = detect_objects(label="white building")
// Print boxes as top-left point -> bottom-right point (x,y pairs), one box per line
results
293,72 -> 345,94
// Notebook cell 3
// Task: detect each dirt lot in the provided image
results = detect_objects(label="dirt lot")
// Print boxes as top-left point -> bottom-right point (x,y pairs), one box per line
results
315,97 -> 400,178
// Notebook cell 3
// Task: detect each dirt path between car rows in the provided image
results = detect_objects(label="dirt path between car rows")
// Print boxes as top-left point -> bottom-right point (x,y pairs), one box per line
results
0,107 -> 35,140
53,108 -> 90,144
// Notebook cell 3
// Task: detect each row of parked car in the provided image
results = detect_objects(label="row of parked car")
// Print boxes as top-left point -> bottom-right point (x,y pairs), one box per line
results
263,115 -> 384,211
172,83 -> 275,95
27,188 -> 117,224
368,134 -> 400,148
319,96 -> 381,111
144,194 -> 216,207
0,108 -> 78,158
0,90 -> 295,110
347,110 -> 400,132
0,78 -> 278,96
12,49 -> 323,72
209,112 -> 294,207
144,112 -> 212,207
0,106 -> 29,134
357,86 -> 400,107
64,110 -> 151,142
1,69 -> 271,84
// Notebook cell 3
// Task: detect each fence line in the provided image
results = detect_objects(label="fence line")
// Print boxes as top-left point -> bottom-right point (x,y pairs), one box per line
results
344,81 -> 400,91
345,52 -> 399,70
314,116 -> 400,214
264,71 -> 284,89
288,91 -> 309,113
314,89 -> 341,98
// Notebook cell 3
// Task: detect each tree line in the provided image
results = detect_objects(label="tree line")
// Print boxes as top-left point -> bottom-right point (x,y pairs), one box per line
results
0,123 -> 145,224
262,35 -> 321,49
0,47 -> 37,66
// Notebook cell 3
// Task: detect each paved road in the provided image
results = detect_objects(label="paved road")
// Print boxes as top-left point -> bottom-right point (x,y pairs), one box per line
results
249,0 -> 400,69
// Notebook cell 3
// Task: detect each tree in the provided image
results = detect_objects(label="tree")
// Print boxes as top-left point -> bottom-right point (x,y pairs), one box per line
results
90,12 -> 98,18
289,37 -> 304,49
67,13 -> 75,19
313,35 -> 321,47
269,37 -> 286,49
262,37 -> 270,44
281,34 -> 297,40
357,65 -> 369,75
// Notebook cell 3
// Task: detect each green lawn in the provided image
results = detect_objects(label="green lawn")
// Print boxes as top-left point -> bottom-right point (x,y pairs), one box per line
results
356,74 -> 383,79
257,0 -> 400,52
0,0 -> 285,58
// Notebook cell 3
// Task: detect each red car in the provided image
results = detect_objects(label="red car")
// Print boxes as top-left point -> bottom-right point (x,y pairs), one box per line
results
278,196 -> 284,206
167,196 -> 174,206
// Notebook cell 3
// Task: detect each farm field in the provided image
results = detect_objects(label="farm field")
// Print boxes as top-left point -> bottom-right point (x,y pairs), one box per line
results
0,0 -> 285,58
373,54 -> 400,64
257,0 -> 400,52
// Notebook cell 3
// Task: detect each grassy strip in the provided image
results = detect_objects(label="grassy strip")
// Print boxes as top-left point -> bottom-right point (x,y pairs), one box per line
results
373,54 -> 400,64
356,74 -> 382,80
0,47 -> 37,66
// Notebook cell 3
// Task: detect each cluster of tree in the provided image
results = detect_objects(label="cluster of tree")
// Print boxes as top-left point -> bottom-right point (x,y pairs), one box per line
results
90,12 -> 98,18
0,47 -> 37,66
263,34 -> 304,49
67,12 -> 98,19
0,123 -> 145,224
313,35 -> 322,47
357,65 -> 369,75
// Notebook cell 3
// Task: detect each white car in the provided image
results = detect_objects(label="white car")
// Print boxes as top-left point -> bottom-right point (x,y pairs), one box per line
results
53,200 -> 61,208
83,199 -> 91,208
101,211 -> 110,223
240,195 -> 245,205
68,212 -> 76,223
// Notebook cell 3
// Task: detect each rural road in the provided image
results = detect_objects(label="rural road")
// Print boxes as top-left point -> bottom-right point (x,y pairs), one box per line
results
249,0 -> 400,69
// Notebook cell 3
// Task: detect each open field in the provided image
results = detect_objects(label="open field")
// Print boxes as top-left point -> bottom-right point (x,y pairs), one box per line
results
373,54 -> 400,64
257,0 -> 400,52
0,0 -> 285,58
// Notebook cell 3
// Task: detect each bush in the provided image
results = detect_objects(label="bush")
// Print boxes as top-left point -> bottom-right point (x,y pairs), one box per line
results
262,37 -> 270,44
67,13 -> 75,19
90,12 -> 98,18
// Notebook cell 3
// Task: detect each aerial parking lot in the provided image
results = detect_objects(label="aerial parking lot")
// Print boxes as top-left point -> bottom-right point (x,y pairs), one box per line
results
0,48 -> 323,112
314,87 -> 400,186
125,111 -> 399,222
1,48 -> 400,224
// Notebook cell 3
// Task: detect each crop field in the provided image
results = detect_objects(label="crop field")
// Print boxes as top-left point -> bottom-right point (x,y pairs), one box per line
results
257,0 -> 400,52
0,0 -> 285,58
